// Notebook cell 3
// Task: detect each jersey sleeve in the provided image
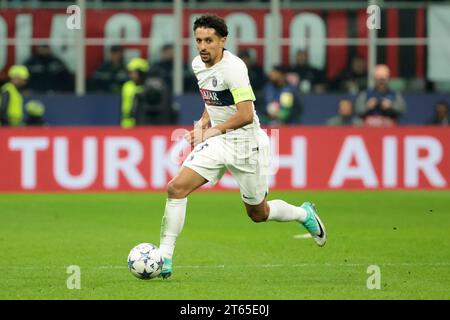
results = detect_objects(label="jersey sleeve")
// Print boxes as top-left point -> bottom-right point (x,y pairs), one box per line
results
223,60 -> 256,104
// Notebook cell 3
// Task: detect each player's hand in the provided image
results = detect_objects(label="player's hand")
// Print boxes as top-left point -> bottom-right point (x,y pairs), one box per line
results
184,127 -> 221,147
184,128 -> 204,147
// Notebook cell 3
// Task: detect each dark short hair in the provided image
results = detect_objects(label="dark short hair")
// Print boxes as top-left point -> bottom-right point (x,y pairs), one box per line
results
193,14 -> 228,38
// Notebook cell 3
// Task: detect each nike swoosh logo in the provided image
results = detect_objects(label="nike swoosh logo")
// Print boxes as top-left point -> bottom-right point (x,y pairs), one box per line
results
242,195 -> 253,199
315,216 -> 324,238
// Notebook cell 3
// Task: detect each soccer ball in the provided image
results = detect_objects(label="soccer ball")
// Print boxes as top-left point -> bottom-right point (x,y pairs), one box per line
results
127,243 -> 163,280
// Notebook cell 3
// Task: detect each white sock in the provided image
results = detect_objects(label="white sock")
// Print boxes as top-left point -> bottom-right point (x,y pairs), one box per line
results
267,200 -> 307,222
159,198 -> 187,259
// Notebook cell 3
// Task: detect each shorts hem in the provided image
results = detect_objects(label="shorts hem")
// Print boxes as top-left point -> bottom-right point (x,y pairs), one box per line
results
241,194 -> 267,206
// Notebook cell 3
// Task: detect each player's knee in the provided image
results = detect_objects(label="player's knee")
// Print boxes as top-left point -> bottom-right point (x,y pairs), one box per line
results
167,179 -> 188,199
247,208 -> 268,223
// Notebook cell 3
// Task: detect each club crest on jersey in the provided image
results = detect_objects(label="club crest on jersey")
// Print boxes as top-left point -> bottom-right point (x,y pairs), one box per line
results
212,77 -> 218,87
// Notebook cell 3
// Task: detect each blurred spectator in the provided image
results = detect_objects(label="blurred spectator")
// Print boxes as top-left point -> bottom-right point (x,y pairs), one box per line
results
327,99 -> 362,126
291,49 -> 327,93
429,100 -> 449,126
331,56 -> 368,94
131,74 -> 176,125
24,45 -> 73,93
91,45 -> 128,93
0,65 -> 29,126
256,65 -> 302,125
121,57 -> 149,128
150,44 -> 196,92
150,44 -> 174,90
238,49 -> 267,93
355,64 -> 406,127
25,100 -> 46,126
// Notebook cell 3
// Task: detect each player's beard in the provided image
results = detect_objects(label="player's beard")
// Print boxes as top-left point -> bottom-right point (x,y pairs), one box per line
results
200,51 -> 211,64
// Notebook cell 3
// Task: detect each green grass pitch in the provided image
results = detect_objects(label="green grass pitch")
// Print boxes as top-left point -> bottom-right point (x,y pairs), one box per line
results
0,191 -> 449,299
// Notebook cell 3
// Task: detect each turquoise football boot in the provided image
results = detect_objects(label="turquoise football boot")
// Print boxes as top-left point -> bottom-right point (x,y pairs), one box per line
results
160,257 -> 172,279
300,202 -> 327,247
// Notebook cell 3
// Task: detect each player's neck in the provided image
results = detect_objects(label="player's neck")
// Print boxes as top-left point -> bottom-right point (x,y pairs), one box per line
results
206,49 -> 224,68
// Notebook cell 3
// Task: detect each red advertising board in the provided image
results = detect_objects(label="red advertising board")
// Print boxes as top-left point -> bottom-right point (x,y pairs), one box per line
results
0,127 -> 448,192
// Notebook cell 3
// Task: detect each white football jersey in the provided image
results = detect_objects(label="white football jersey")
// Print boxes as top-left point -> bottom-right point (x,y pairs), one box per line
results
192,50 -> 262,140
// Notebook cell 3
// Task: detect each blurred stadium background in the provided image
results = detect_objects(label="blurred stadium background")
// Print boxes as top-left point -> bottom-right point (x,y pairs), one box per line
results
0,0 -> 449,300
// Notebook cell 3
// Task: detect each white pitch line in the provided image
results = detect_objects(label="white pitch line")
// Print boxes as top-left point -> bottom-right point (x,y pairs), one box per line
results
2,262 -> 450,270
293,233 -> 312,239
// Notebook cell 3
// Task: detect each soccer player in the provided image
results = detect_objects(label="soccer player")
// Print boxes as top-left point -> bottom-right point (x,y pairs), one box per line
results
158,14 -> 326,279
